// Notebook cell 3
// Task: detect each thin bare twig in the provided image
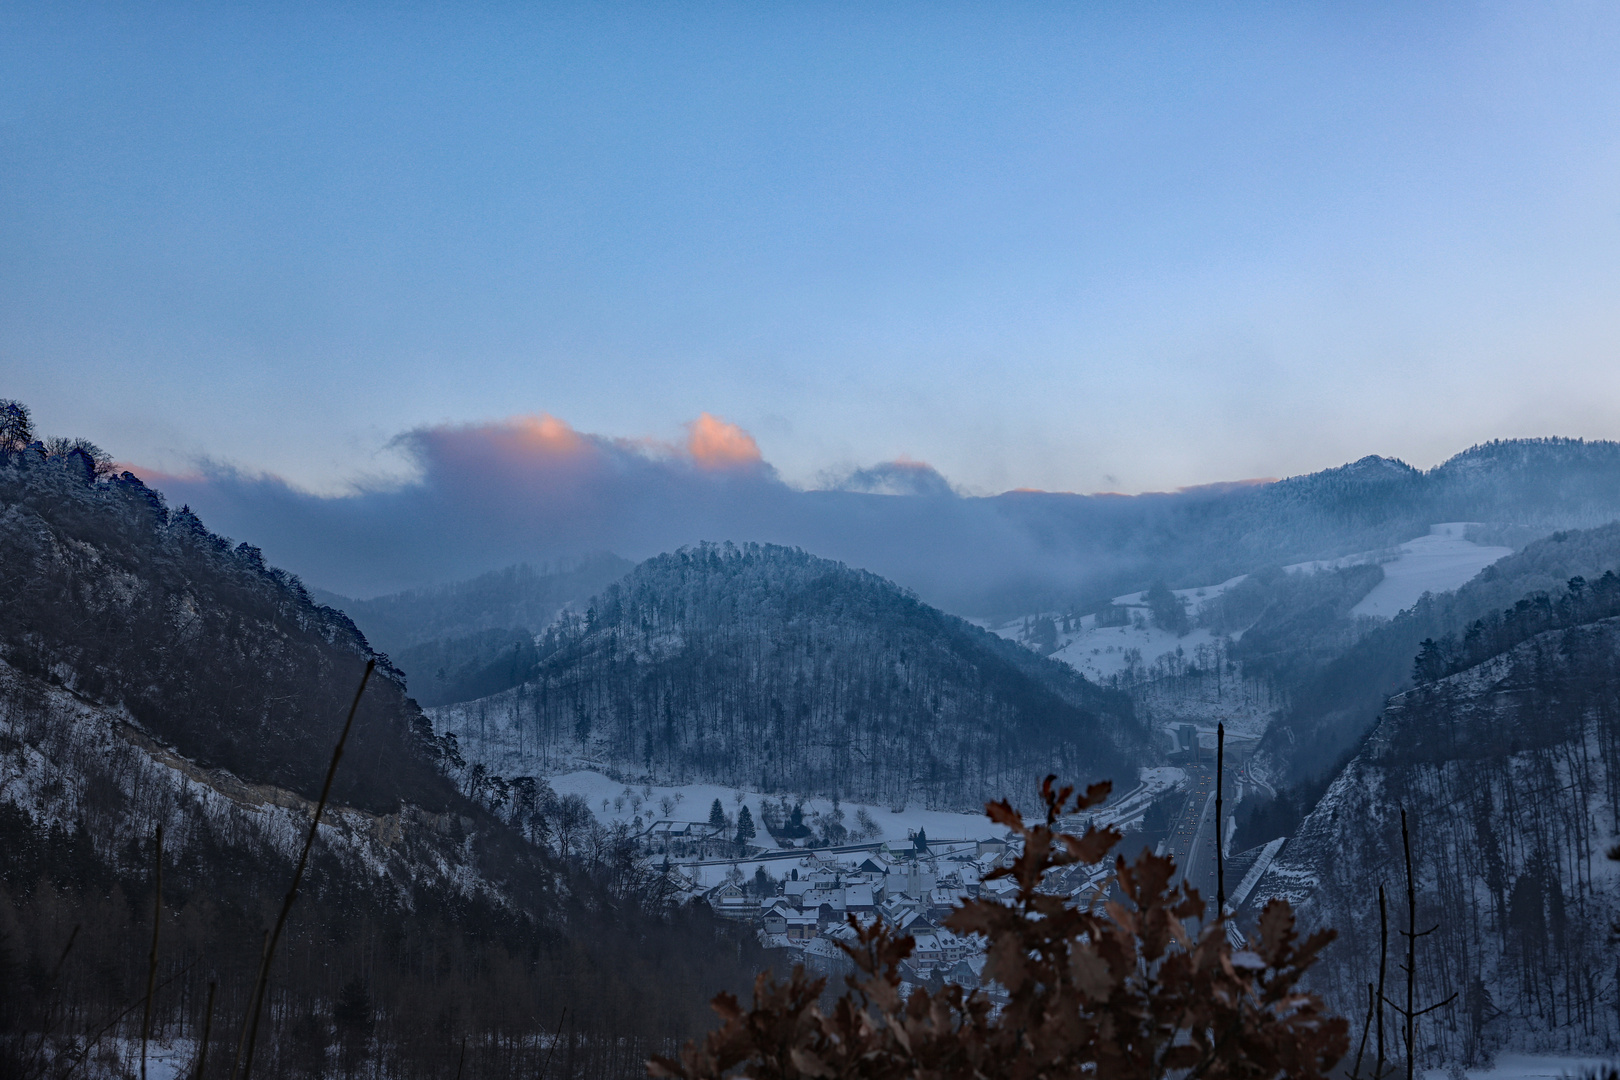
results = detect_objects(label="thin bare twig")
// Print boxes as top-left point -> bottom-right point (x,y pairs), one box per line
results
1376,883 -> 1387,1079
538,1007 -> 568,1080
141,824 -> 163,1080
1403,809 -> 1415,1080
193,982 -> 216,1080
228,932 -> 267,1080
51,924 -> 80,981
1351,982 -> 1373,1080
1216,722 -> 1226,916
236,659 -> 374,1080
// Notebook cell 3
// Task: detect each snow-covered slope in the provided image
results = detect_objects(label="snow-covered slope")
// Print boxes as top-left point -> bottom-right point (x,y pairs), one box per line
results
0,657 -> 488,909
987,577 -> 1247,684
1250,617 -> 1620,1062
1300,523 -> 1513,619
997,523 -> 1512,686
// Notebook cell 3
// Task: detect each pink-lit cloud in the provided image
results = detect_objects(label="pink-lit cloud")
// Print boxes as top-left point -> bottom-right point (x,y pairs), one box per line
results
686,413 -> 763,470
143,413 -> 1309,615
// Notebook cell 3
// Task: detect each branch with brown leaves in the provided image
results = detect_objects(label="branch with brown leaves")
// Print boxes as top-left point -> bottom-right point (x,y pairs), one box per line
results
651,776 -> 1347,1080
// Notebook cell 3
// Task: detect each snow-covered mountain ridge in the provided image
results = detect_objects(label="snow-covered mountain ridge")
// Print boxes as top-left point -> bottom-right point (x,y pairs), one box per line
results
998,523 -> 1512,686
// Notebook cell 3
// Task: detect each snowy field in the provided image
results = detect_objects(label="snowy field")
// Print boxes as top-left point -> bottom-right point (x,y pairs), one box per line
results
549,770 -> 1005,846
551,765 -> 1184,849
990,574 -> 1248,683
1348,522 -> 1513,618
1422,1055 -> 1614,1080
995,522 -> 1513,684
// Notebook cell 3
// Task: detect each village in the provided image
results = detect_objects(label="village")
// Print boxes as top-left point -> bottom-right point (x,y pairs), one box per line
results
647,810 -> 1023,992
622,783 -> 1173,995
537,758 -> 1198,993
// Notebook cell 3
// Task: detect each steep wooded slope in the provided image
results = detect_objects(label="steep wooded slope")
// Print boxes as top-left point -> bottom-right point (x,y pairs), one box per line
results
1252,522 -> 1620,791
434,542 -> 1148,810
0,454 -> 439,812
0,451 -> 757,1078
1252,617 -> 1620,1062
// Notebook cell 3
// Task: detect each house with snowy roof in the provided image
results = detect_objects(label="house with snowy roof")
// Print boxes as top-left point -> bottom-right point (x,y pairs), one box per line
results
644,820 -> 732,859
761,901 -> 794,937
909,932 -> 944,972
706,881 -> 759,921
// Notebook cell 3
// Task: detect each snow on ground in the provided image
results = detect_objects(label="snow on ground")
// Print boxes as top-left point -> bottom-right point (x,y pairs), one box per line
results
1345,522 -> 1513,619
1050,622 -> 1221,682
548,770 -> 1004,847
1283,522 -> 1511,618
1422,1055 -> 1615,1080
996,523 -> 1513,685
994,576 -> 1248,684
86,1039 -> 196,1080
551,765 -> 1184,854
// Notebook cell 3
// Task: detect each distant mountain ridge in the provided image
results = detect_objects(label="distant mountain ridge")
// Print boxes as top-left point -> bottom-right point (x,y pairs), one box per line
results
1249,520 -> 1620,794
313,553 -> 632,655
432,542 -> 1149,810
314,554 -> 633,707
949,437 -> 1620,617
161,433 -> 1620,620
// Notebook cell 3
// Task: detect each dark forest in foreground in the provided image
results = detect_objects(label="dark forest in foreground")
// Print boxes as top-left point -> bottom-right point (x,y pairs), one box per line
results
0,424 -> 761,1080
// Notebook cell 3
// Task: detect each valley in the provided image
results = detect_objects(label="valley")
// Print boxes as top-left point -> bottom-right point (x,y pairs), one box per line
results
12,430 -> 1620,1073
11,11 -> 1620,1074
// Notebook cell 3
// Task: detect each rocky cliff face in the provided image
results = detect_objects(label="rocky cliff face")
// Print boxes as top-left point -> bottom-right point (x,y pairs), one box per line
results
1252,616 -> 1620,1063
433,542 -> 1149,810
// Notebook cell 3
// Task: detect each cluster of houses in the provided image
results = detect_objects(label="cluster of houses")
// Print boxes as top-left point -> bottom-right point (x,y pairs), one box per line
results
673,837 -> 1026,991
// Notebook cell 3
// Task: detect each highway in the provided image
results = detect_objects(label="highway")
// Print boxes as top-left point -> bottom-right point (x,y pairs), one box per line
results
1163,732 -> 1259,924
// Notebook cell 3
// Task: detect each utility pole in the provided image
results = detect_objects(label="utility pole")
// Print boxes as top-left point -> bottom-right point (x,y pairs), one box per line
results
1377,884 -> 1387,1079
1216,722 -> 1225,916
1383,808 -> 1456,1080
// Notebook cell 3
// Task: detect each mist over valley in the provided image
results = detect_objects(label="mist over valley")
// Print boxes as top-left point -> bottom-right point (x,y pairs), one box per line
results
10,5 -> 1620,1074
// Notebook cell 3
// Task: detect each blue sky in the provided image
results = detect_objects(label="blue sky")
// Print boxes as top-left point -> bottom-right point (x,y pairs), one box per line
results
5,2 -> 1620,496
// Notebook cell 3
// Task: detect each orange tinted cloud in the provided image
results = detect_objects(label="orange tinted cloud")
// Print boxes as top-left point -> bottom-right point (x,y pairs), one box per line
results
505,414 -> 588,458
686,413 -> 762,470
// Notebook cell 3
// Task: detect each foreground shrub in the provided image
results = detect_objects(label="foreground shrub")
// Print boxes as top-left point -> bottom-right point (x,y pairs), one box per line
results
652,777 -> 1347,1080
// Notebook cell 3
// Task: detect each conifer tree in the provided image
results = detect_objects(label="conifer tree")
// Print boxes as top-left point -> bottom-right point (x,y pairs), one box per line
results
0,399 -> 32,455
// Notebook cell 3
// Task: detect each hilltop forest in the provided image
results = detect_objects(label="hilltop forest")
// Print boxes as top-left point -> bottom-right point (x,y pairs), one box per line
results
432,543 -> 1148,811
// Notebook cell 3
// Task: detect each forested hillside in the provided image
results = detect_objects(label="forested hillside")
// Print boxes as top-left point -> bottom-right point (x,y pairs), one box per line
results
0,444 -> 758,1079
1253,613 -> 1620,1062
433,543 -> 1148,810
313,555 -> 632,656
314,555 -> 632,708
1247,523 -> 1620,809
976,437 -> 1620,616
